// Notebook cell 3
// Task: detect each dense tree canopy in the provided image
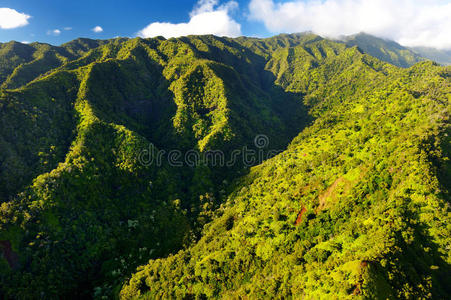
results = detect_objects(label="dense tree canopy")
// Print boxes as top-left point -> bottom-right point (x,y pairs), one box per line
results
0,33 -> 450,299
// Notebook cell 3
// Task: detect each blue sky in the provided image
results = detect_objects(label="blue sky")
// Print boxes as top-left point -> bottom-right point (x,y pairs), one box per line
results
0,0 -> 450,49
0,0 -> 266,44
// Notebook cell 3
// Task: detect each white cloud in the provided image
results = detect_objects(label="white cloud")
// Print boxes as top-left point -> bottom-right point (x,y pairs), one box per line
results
0,8 -> 30,29
138,0 -> 241,38
47,29 -> 61,36
248,0 -> 451,49
64,27 -> 72,31
92,26 -> 103,33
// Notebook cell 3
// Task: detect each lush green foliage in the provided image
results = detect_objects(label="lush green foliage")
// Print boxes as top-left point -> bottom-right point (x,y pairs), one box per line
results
0,33 -> 450,299
0,34 -> 307,298
121,43 -> 451,299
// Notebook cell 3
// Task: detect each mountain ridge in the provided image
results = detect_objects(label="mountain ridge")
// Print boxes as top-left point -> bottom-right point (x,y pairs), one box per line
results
0,33 -> 450,299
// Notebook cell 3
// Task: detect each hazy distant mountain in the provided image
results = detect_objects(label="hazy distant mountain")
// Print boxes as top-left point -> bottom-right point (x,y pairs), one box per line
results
410,46 -> 451,66
339,32 -> 451,67
340,33 -> 424,68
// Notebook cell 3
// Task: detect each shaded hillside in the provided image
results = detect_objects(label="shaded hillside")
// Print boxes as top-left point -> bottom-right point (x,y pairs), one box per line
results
0,34 -> 310,298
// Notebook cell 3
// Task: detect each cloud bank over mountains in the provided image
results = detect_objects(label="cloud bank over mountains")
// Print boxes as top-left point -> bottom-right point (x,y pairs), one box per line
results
138,0 -> 241,38
248,0 -> 451,50
1,1 -> 450,50
137,0 -> 451,49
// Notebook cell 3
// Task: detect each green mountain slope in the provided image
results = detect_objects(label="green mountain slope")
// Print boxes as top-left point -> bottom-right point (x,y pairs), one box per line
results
0,34 -> 450,299
121,49 -> 451,299
0,35 -> 309,298
0,38 -> 128,90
